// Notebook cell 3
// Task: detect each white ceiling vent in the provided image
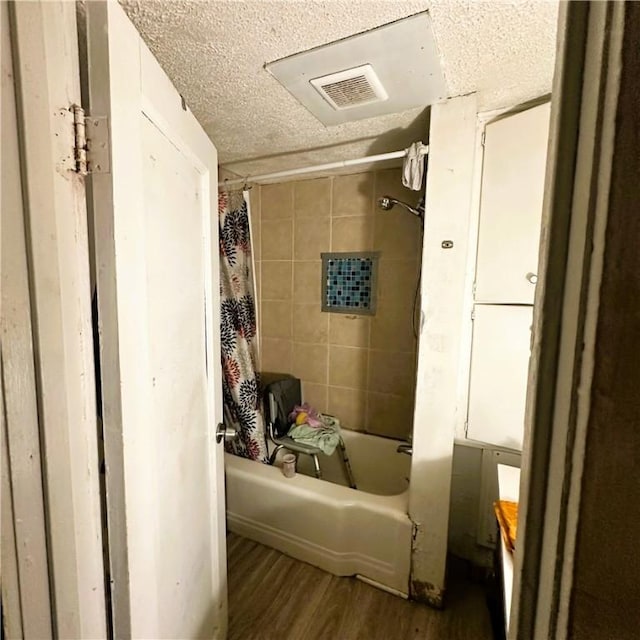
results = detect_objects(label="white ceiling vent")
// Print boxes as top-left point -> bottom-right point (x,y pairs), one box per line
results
310,65 -> 388,111
266,13 -> 447,126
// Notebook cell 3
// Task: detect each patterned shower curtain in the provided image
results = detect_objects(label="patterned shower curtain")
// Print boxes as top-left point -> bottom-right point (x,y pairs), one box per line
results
218,189 -> 268,462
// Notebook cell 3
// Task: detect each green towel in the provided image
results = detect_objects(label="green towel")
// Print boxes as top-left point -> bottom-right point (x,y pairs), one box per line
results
287,414 -> 341,456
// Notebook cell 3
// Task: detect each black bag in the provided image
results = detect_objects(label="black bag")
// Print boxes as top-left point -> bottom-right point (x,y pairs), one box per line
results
262,375 -> 301,438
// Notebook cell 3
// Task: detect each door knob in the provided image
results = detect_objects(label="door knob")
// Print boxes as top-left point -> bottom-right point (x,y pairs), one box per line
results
216,422 -> 237,444
526,272 -> 538,284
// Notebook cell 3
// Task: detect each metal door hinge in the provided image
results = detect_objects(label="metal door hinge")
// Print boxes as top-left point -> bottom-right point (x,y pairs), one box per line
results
480,130 -> 486,146
72,105 -> 110,175
471,309 -> 476,321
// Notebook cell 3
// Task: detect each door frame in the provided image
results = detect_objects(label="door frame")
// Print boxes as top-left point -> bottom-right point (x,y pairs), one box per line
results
2,3 -> 52,635
511,2 -> 626,638
4,1 -> 107,637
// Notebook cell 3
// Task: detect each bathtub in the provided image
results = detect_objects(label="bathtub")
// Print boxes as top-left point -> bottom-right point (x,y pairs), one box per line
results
224,429 -> 413,596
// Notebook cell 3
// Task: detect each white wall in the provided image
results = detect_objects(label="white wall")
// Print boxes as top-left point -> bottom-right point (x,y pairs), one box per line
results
408,94 -> 478,604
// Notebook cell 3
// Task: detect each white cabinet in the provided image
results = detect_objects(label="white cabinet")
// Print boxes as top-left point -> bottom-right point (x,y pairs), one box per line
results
474,103 -> 550,304
465,101 -> 550,450
467,305 -> 533,450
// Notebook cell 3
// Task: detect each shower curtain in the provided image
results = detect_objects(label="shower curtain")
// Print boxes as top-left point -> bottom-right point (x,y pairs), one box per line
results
218,189 -> 268,462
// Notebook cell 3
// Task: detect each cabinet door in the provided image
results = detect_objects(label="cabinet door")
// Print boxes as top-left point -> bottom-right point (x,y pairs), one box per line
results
466,305 -> 533,450
475,102 -> 550,304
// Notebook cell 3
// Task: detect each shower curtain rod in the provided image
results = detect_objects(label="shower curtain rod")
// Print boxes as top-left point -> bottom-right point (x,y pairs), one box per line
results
218,146 -> 429,188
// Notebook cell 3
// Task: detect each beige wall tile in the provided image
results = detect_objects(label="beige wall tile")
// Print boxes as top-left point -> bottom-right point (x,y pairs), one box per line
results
328,314 -> 370,348
374,167 -> 421,208
294,217 -> 330,260
370,302 -> 417,352
292,343 -> 328,385
332,172 -> 374,216
261,261 -> 292,300
294,178 -> 331,218
328,345 -> 368,390
251,225 -> 261,262
254,269 -> 261,327
373,210 -> 422,260
250,198 -> 261,262
261,182 -> 293,220
293,261 -> 322,303
331,216 -> 374,252
302,382 -> 328,413
251,183 -> 261,213
328,386 -> 367,431
377,259 -> 420,304
261,219 -> 293,260
261,300 -> 292,339
256,172 -> 420,438
370,260 -> 419,351
293,303 -> 329,344
261,338 -> 293,374
366,392 -> 414,440
368,349 -> 416,397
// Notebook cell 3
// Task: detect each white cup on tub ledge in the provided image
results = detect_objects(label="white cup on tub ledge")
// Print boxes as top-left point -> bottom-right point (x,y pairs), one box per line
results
281,453 -> 296,478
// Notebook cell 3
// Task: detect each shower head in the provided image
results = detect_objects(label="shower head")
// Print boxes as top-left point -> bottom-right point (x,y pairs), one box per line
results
377,195 -> 423,218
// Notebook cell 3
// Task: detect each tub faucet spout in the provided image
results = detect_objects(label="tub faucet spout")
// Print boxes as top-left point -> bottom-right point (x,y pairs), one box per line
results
397,443 -> 412,456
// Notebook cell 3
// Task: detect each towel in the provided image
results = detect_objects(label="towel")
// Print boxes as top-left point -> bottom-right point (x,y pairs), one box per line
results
402,141 -> 428,191
287,414 -> 341,456
494,500 -> 518,552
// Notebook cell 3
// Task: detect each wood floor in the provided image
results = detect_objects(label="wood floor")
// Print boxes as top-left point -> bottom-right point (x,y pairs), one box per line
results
227,533 -> 494,640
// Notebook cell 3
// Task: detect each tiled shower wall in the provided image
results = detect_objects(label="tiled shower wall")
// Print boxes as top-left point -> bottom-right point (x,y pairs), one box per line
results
251,168 -> 421,440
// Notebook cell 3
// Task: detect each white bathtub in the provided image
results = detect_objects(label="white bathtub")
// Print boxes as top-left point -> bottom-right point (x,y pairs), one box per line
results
224,429 -> 413,596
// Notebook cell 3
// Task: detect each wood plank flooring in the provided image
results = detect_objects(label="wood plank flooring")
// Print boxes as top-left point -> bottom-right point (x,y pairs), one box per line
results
227,533 -> 494,640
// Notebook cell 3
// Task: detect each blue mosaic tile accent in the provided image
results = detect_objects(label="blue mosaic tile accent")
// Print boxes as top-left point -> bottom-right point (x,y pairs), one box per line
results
325,257 -> 374,310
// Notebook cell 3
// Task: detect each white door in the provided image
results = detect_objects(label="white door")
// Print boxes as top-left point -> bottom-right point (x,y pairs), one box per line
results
86,3 -> 226,638
466,305 -> 533,450
474,102 -> 551,304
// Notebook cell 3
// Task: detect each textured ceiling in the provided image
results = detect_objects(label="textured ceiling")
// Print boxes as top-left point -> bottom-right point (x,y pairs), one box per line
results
120,0 -> 558,178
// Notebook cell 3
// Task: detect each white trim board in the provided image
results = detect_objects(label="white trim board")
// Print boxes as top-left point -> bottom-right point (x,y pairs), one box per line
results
1,3 -> 53,635
511,3 -> 626,638
8,2 -> 107,637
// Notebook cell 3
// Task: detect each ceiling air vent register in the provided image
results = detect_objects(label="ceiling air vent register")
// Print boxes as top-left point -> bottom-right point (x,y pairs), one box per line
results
266,13 -> 446,126
310,64 -> 388,111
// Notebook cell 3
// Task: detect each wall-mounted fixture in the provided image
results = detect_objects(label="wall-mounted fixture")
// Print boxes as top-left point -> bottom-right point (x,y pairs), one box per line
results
266,13 -> 446,126
310,64 -> 388,111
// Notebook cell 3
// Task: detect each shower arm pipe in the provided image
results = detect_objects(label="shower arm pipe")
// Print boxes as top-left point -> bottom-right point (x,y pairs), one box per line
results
217,146 -> 429,187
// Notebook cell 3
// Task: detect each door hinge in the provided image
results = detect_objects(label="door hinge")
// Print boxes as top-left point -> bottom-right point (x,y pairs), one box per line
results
72,105 -> 110,175
480,130 -> 486,147
471,308 -> 476,321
